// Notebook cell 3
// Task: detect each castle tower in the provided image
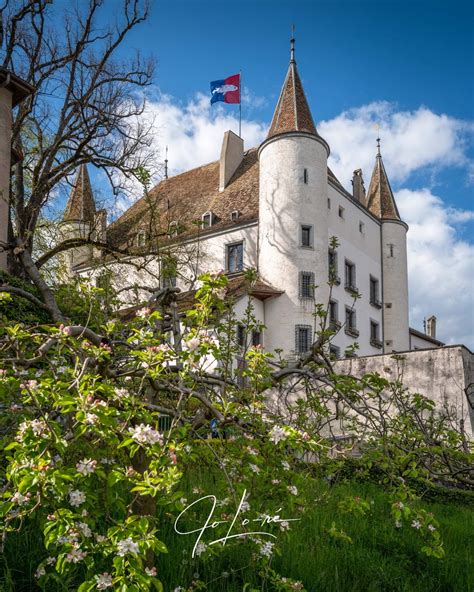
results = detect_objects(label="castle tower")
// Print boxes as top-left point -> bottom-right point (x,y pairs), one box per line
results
258,38 -> 330,356
0,68 -> 33,271
366,140 -> 409,352
61,164 -> 99,273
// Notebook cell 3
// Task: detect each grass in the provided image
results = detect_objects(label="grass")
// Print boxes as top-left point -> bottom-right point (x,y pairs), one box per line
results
1,475 -> 473,591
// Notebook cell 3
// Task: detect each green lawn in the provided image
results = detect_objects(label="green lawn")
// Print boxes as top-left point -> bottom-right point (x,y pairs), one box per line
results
1,477 -> 473,591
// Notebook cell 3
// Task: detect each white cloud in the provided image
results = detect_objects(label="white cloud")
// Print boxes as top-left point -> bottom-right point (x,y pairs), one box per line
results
148,91 -> 267,175
396,188 -> 474,348
318,101 -> 473,189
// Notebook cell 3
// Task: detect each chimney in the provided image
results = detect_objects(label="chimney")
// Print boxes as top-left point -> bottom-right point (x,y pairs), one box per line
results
219,131 -> 243,192
352,169 -> 366,203
426,315 -> 437,339
0,68 -> 33,271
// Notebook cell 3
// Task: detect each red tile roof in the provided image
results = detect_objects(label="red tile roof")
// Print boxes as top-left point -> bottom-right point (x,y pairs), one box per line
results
267,61 -> 319,139
365,154 -> 401,220
63,165 -> 97,224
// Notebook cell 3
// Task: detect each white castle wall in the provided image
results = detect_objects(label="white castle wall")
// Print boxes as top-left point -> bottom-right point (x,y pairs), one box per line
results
257,133 -> 330,355
327,183 -> 384,356
381,221 -> 410,352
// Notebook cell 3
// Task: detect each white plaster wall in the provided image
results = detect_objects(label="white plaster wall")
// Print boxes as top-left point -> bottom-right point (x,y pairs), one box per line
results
327,183 -> 384,357
409,332 -> 442,350
258,134 -> 329,355
335,346 -> 474,437
0,88 -> 12,271
382,221 -> 410,352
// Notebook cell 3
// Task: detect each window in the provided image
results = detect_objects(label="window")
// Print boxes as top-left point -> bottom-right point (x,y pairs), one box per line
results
345,306 -> 359,337
137,230 -> 146,247
388,243 -> 394,257
328,198 -> 331,209
237,325 -> 246,348
226,242 -> 244,273
370,320 -> 382,348
303,168 -> 308,184
329,344 -> 341,359
328,248 -> 340,284
202,211 -> 214,228
252,331 -> 261,347
231,210 -> 240,222
339,206 -> 344,218
299,271 -> 315,299
344,260 -> 356,291
329,299 -> 340,329
295,325 -> 312,354
300,224 -> 313,248
359,221 -> 365,234
370,276 -> 381,307
167,221 -> 178,237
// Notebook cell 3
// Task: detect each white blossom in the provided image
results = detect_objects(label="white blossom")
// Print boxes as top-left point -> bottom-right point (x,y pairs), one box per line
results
288,485 -> 298,496
76,458 -> 97,476
65,548 -> 87,563
77,522 -> 92,537
240,501 -> 250,512
269,426 -> 287,444
11,491 -> 30,505
428,524 -> 436,532
95,534 -> 107,543
259,541 -> 274,558
185,337 -> 201,351
249,463 -> 260,474
145,567 -> 157,576
69,489 -> 86,507
279,520 -> 290,531
395,520 -> 402,528
17,419 -> 48,440
117,537 -> 139,556
46,556 -> 56,565
411,520 -> 422,529
115,388 -> 128,399
128,423 -> 163,446
281,460 -> 290,471
95,573 -> 113,589
84,413 -> 97,425
194,541 -> 207,556
34,567 -> 46,578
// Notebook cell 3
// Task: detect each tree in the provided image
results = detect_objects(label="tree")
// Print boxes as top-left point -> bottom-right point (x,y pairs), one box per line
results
0,0 -> 156,298
1,272 -> 470,590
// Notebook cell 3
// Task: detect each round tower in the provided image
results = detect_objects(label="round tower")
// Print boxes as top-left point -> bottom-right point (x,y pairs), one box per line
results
60,164 -> 98,275
258,39 -> 330,356
366,140 -> 409,352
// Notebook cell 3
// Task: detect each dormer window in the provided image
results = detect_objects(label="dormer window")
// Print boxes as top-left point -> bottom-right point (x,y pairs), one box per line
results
202,211 -> 214,228
168,221 -> 179,237
231,210 -> 240,222
137,230 -> 146,247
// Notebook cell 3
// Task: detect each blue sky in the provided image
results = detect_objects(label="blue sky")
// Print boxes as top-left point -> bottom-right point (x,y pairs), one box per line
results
59,0 -> 474,346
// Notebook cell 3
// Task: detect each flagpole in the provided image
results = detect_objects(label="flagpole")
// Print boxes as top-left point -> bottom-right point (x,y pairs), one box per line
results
239,69 -> 242,138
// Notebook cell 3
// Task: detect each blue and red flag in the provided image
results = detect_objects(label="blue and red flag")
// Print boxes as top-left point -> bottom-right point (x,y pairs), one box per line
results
210,73 -> 240,105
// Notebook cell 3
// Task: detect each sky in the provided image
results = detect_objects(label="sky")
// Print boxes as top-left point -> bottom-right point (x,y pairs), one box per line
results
65,0 -> 474,347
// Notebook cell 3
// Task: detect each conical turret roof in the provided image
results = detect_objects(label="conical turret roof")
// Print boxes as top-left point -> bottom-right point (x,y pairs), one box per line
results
267,39 -> 319,139
366,142 -> 401,220
63,165 -> 96,223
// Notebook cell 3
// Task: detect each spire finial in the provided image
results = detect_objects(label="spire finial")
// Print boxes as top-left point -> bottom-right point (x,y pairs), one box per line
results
290,24 -> 296,64
376,136 -> 381,157
164,145 -> 168,180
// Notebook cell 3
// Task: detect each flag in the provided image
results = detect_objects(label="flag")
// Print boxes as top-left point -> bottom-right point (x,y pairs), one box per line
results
210,73 -> 240,105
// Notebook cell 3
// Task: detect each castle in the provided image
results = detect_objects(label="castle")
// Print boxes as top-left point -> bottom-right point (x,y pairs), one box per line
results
0,46 -> 472,434
61,40 -> 442,359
